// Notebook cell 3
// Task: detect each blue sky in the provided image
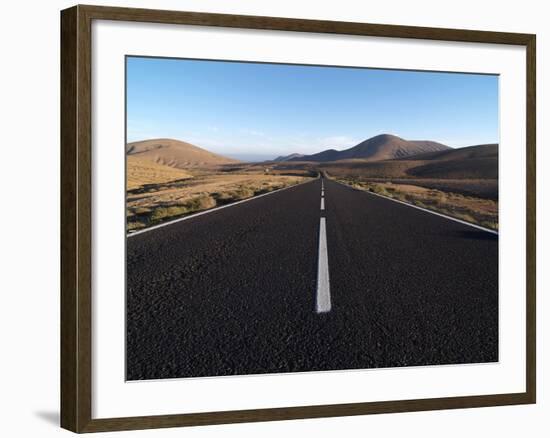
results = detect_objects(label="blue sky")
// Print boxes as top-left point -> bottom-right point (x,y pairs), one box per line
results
127,56 -> 498,161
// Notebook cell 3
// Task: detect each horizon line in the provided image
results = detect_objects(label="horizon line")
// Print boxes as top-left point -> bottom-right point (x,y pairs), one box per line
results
126,133 -> 499,157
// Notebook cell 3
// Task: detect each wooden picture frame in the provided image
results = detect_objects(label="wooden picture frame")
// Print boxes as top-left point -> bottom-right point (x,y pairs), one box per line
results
61,4 -> 536,433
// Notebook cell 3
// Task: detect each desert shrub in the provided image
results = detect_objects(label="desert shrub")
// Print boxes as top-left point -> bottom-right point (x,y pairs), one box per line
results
481,220 -> 499,230
213,191 -> 231,202
413,201 -> 428,209
186,195 -> 216,211
452,212 -> 476,224
221,188 -> 254,201
234,187 -> 255,199
127,221 -> 146,231
214,191 -> 241,203
133,206 -> 151,215
150,205 -> 188,221
391,191 -> 408,201
371,185 -> 389,196
147,195 -> 216,223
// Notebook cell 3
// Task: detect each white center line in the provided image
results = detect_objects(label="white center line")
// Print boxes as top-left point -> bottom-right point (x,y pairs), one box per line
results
316,218 -> 331,313
320,197 -> 325,210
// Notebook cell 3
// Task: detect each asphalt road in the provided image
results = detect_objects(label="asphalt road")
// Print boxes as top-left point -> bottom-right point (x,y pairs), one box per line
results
126,177 -> 498,380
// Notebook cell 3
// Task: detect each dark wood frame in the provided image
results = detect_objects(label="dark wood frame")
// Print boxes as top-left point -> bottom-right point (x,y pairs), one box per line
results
61,4 -> 536,433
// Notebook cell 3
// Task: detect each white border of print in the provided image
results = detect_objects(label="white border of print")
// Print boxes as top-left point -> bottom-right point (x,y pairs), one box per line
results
92,20 -> 526,419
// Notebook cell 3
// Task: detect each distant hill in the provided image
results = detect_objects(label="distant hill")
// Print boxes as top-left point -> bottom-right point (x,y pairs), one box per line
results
404,143 -> 497,162
406,144 -> 498,179
127,156 -> 192,190
273,153 -> 305,162
291,134 -> 450,162
127,138 -> 239,168
318,143 -> 498,180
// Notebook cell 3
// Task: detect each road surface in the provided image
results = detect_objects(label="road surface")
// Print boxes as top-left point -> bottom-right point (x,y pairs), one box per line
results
126,177 -> 498,380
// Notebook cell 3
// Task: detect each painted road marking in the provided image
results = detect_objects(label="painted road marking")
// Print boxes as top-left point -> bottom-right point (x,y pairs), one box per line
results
320,198 -> 325,210
128,179 -> 316,237
316,217 -> 331,313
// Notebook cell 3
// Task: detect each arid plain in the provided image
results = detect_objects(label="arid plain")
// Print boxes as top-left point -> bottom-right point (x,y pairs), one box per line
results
126,133 -> 498,232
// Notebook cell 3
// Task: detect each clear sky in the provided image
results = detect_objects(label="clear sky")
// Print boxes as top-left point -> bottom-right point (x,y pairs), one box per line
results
127,56 -> 498,161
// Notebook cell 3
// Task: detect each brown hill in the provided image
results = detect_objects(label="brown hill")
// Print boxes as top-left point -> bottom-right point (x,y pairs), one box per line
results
273,153 -> 305,162
126,156 -> 193,190
404,143 -> 497,162
406,144 -> 498,179
291,134 -> 450,162
320,143 -> 498,180
126,138 -> 239,169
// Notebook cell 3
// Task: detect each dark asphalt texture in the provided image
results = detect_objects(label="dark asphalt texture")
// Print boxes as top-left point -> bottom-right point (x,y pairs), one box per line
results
126,178 -> 498,380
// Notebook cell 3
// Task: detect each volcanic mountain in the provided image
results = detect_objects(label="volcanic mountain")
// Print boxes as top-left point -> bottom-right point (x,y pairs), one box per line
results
126,138 -> 239,168
273,153 -> 305,162
291,134 -> 450,162
317,142 -> 498,197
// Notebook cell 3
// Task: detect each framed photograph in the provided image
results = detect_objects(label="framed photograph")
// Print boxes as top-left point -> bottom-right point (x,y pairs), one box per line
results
60,4 -> 536,433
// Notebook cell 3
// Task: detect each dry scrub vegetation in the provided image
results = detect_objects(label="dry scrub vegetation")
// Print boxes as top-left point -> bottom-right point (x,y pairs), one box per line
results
126,156 -> 193,190
337,178 -> 498,231
127,172 -> 310,231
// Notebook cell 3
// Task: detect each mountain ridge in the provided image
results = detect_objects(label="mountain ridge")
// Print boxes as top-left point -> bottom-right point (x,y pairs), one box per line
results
290,134 -> 451,162
273,153 -> 305,162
